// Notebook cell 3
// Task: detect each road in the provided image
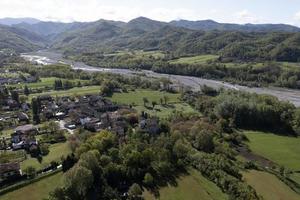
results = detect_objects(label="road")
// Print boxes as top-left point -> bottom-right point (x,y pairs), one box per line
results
21,50 -> 300,107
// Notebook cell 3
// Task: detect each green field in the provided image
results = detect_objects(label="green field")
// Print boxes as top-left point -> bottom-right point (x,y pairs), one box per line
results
27,86 -> 101,100
109,89 -> 180,105
105,50 -> 165,59
243,170 -> 300,200
169,55 -> 219,65
143,170 -> 228,200
245,131 -> 300,170
11,77 -> 89,89
0,172 -> 64,200
109,90 -> 198,118
21,142 -> 71,171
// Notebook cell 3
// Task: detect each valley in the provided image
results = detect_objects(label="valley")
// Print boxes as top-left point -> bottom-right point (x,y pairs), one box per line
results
22,50 -> 300,107
0,3 -> 300,199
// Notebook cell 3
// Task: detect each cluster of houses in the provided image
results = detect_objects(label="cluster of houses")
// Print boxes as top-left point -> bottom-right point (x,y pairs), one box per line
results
0,93 -> 162,185
37,94 -> 129,136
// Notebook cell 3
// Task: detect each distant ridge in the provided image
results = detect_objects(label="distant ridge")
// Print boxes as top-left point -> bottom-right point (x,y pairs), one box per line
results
0,17 -> 40,26
170,19 -> 300,32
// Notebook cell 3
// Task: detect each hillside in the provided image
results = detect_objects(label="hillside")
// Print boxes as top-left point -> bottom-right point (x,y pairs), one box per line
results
0,25 -> 46,52
1,16 -> 300,61
170,19 -> 300,32
50,18 -> 300,62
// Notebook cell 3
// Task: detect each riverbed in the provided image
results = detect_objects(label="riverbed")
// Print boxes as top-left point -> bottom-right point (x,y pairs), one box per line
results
21,50 -> 300,107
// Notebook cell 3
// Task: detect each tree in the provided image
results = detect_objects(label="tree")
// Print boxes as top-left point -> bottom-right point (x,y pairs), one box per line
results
163,95 -> 169,105
31,98 -> 40,124
65,165 -> 94,199
54,79 -> 63,90
143,97 -> 149,107
143,173 -> 154,187
11,90 -> 19,103
24,85 -> 30,96
128,183 -> 142,200
24,166 -> 36,179
160,98 -> 163,105
152,101 -> 157,109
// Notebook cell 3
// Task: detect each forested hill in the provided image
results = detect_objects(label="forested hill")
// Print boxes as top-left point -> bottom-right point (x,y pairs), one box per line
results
170,19 -> 300,32
0,24 -> 46,53
1,17 -> 300,62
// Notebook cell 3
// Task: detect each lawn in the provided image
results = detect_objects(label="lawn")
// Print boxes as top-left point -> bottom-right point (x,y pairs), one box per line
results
0,172 -> 64,200
169,55 -> 219,65
143,169 -> 228,200
243,170 -> 300,200
21,142 -> 71,171
27,86 -> 101,100
244,131 -> 300,170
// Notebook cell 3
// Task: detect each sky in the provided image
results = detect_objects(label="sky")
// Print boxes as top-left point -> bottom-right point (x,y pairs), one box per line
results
0,0 -> 300,26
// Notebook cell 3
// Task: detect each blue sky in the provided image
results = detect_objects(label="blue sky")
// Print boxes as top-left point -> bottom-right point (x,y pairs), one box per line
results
0,0 -> 300,26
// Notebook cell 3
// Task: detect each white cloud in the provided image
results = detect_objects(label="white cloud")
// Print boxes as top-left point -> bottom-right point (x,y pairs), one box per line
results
294,11 -> 300,21
0,0 -> 199,22
233,9 -> 260,24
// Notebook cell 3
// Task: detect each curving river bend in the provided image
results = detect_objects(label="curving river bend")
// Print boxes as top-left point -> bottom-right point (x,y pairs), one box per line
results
21,50 -> 300,107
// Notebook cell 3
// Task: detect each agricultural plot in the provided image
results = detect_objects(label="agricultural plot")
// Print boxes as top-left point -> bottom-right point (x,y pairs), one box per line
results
244,131 -> 300,170
243,170 -> 300,200
169,55 -> 219,65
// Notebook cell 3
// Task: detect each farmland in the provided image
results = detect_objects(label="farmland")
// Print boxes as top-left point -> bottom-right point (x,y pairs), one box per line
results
243,170 -> 300,200
169,55 -> 219,65
244,131 -> 300,170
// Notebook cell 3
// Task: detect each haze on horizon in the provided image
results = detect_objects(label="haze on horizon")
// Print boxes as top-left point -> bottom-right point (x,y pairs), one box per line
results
0,0 -> 300,26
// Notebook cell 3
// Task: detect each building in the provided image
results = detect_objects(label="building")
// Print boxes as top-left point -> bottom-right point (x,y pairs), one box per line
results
12,125 -> 39,150
0,162 -> 21,183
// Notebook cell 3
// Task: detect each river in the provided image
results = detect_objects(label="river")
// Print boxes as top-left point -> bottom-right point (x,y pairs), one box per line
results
21,50 -> 300,107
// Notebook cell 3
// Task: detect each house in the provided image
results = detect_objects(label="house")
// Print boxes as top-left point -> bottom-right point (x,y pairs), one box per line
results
0,162 -> 21,183
12,125 -> 39,150
21,103 -> 30,112
6,99 -> 19,110
17,112 -> 29,122
139,117 -> 160,135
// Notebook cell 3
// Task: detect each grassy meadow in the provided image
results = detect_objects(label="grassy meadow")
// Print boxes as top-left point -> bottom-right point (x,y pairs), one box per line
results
143,169 -> 228,200
108,89 -> 198,118
0,172 -> 64,200
244,131 -> 300,170
243,170 -> 300,200
20,142 -> 71,171
169,55 -> 219,65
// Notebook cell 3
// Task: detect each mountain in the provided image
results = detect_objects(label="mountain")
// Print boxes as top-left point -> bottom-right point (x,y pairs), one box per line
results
126,17 -> 167,31
0,17 -> 40,26
0,25 -> 46,53
170,19 -> 300,32
51,17 -> 300,62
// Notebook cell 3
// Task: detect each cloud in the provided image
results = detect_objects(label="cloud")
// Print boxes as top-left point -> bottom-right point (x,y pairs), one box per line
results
294,11 -> 300,21
234,9 -> 260,24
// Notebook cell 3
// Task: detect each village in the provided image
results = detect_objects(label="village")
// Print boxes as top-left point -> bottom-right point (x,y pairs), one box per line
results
0,84 -> 161,187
